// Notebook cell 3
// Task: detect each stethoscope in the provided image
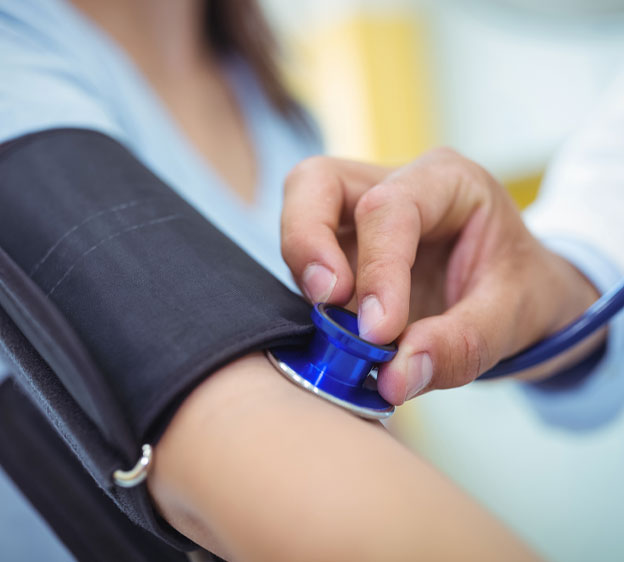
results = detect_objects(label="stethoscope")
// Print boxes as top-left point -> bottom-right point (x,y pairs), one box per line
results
267,278 -> 624,419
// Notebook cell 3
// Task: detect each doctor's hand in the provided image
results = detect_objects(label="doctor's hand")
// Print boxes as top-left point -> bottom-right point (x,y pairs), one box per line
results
281,149 -> 600,404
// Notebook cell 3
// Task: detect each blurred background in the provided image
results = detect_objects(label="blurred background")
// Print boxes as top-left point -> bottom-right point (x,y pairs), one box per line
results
259,0 -> 624,561
2,1 -> 623,561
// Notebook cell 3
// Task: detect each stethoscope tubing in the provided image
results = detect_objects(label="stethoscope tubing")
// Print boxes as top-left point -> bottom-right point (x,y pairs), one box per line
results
480,278 -> 624,378
269,279 -> 624,418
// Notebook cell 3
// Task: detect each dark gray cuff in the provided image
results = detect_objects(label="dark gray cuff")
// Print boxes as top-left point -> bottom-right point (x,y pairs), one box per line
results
0,128 -> 313,549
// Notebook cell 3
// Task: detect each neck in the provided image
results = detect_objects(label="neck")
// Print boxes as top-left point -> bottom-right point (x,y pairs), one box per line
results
70,0 -> 259,204
71,0 -> 211,84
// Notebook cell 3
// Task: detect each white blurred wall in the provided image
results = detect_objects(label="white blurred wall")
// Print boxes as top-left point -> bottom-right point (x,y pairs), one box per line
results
431,0 -> 624,177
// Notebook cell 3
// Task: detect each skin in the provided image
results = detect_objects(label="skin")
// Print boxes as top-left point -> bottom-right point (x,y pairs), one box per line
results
73,0 -> 258,203
71,0 -> 544,559
281,152 -> 604,404
148,353 -> 539,562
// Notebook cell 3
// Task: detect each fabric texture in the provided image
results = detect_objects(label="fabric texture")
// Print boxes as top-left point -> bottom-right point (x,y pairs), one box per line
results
0,0 -> 321,553
0,0 -> 322,296
522,69 -> 624,430
0,377 -> 188,562
0,128 -> 314,548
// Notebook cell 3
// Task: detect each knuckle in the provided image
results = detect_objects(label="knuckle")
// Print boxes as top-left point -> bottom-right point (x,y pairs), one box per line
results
359,253 -> 410,286
424,146 -> 472,173
424,147 -> 494,194
457,326 -> 489,384
285,155 -> 333,188
354,182 -> 400,223
462,159 -> 491,187
359,255 -> 390,280
429,146 -> 462,161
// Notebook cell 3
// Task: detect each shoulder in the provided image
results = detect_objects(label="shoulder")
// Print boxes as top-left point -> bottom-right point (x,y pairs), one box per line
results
0,0 -> 123,143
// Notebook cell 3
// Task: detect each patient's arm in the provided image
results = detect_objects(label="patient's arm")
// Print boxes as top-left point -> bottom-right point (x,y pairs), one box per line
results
148,352 -> 539,562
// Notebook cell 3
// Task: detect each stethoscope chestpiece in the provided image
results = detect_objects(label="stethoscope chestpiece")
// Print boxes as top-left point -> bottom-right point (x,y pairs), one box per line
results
266,303 -> 397,419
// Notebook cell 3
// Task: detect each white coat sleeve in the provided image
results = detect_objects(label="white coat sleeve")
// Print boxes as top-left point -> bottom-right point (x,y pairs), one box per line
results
521,70 -> 624,430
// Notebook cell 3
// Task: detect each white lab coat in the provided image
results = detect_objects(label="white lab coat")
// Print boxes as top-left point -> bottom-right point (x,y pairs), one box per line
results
523,70 -> 624,429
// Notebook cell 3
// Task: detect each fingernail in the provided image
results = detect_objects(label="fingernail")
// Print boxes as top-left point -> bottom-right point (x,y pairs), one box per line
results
302,263 -> 337,303
405,353 -> 433,400
358,295 -> 384,339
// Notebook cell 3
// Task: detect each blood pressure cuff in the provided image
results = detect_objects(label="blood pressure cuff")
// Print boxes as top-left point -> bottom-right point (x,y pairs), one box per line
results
0,128 -> 313,549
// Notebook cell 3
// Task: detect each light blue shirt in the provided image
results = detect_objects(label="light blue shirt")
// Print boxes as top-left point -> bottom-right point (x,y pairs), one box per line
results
0,0 -> 320,289
0,0 -> 320,556
0,0 -> 321,379
0,0 -> 622,557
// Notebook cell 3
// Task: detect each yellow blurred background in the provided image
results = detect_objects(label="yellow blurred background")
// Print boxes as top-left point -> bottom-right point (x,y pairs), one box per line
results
261,1 -> 624,561
264,0 -> 624,208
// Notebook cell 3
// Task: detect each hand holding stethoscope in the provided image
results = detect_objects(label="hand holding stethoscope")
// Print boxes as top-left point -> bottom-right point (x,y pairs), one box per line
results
280,148 -> 607,406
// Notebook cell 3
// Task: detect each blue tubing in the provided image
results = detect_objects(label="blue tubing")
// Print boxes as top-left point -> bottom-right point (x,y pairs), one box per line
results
480,278 -> 624,378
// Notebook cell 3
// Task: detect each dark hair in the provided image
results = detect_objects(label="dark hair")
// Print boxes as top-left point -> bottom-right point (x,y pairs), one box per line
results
206,0 -> 296,118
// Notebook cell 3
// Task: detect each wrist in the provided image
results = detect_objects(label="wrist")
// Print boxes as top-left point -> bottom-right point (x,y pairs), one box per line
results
511,247 -> 604,383
545,248 -> 600,335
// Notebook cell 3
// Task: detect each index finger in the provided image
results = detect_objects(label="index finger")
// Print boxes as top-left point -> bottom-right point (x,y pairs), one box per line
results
353,148 -> 492,344
281,156 -> 390,304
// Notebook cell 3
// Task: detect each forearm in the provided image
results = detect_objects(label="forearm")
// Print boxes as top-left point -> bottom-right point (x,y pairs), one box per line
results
149,353 -> 538,561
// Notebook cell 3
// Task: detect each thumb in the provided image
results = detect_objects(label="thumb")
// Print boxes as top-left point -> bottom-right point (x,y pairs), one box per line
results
376,272 -> 527,404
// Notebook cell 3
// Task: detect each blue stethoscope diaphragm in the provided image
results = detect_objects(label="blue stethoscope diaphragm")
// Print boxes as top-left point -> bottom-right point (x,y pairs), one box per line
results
267,277 -> 624,416
266,303 -> 397,419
